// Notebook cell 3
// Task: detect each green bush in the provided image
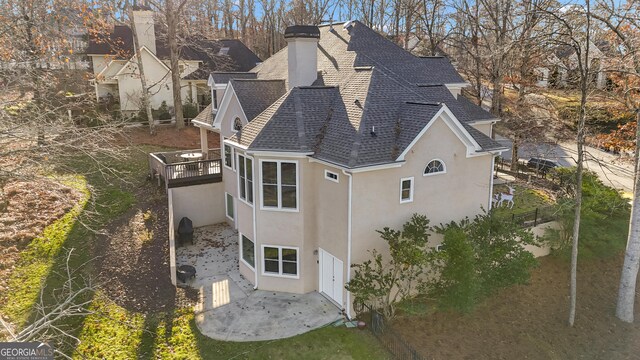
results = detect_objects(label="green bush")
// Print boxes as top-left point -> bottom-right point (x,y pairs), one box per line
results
183,103 -> 198,119
429,212 -> 538,312
152,101 -> 172,121
347,214 -> 432,318
431,226 -> 478,312
547,167 -> 630,258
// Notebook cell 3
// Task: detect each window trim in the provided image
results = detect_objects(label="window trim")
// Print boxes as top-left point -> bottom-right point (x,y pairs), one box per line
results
423,159 -> 446,177
225,192 -> 234,220
239,233 -> 255,270
237,153 -> 254,206
399,177 -> 414,203
324,169 -> 339,183
223,144 -> 235,171
260,245 -> 300,279
259,159 -> 299,212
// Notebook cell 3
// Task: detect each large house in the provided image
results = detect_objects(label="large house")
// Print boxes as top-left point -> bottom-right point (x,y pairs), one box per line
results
151,21 -> 506,318
86,7 -> 261,113
535,41 -> 610,89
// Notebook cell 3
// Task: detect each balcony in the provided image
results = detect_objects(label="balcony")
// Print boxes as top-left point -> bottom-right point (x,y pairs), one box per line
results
149,149 -> 222,189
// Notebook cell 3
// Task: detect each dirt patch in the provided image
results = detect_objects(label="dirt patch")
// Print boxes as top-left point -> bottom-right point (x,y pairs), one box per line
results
119,125 -> 220,150
94,184 -> 197,313
394,255 -> 640,359
0,179 -> 84,293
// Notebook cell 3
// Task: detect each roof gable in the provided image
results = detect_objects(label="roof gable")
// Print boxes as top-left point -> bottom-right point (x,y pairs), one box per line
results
114,46 -> 170,77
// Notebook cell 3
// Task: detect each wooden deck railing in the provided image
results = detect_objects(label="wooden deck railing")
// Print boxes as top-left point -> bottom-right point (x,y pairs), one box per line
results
149,149 -> 222,189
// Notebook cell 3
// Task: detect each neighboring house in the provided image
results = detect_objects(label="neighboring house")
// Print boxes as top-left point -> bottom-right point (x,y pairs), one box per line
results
85,7 -> 261,113
154,21 -> 506,318
535,40 -> 609,89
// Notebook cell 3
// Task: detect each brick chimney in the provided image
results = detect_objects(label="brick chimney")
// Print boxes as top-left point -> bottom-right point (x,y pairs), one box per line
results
284,25 -> 320,89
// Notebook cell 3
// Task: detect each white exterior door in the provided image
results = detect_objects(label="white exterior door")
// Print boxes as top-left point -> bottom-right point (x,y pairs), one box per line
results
319,248 -> 343,307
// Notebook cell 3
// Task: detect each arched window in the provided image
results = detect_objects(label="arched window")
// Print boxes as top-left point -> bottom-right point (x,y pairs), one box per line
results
424,159 -> 445,176
233,117 -> 243,132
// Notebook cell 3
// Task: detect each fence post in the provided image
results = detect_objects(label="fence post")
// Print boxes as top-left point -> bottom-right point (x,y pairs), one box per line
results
534,208 -> 539,227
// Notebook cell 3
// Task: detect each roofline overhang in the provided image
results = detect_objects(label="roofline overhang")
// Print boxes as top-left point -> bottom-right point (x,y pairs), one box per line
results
445,82 -> 470,88
466,119 -> 499,125
191,119 -> 216,131
308,157 -> 405,173
246,150 -> 315,158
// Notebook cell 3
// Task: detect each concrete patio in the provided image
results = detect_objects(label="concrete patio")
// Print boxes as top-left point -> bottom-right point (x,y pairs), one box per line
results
175,223 -> 343,341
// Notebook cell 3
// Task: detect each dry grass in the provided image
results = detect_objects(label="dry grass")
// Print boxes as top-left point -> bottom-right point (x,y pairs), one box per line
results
0,178 -> 85,294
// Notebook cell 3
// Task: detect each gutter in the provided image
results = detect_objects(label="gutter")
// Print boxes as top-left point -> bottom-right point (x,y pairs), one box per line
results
342,169 -> 353,319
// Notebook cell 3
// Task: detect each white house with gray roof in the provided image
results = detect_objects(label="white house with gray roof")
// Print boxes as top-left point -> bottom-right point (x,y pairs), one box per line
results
152,21 -> 506,318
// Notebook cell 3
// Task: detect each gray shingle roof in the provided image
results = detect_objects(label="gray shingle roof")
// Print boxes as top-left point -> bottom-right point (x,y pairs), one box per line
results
87,27 -> 261,72
231,79 -> 286,121
456,96 -> 498,121
211,71 -> 257,84
231,21 -> 503,167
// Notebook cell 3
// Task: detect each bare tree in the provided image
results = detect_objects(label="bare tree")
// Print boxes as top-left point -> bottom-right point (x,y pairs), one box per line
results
149,0 -> 189,129
592,0 -> 640,323
542,0 -> 593,327
1,250 -> 95,359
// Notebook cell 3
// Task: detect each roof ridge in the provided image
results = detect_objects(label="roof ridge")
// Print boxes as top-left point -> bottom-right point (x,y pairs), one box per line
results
312,90 -> 340,153
232,78 -> 284,82
212,71 -> 257,74
293,91 -> 309,151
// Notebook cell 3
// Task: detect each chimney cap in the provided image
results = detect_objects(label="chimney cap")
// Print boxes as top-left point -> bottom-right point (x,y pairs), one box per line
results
284,25 -> 320,39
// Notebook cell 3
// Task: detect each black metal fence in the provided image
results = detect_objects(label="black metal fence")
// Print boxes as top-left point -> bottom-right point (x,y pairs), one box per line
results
355,303 -> 424,360
507,205 -> 556,228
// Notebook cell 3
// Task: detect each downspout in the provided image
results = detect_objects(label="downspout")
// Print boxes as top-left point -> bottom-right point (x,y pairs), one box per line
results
342,169 -> 353,319
252,157 -> 259,290
489,155 -> 496,210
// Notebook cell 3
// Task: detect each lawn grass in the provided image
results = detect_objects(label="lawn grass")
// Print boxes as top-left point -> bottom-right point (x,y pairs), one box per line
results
0,175 -> 90,327
3,144 -> 389,359
492,183 -> 553,217
78,297 -> 388,359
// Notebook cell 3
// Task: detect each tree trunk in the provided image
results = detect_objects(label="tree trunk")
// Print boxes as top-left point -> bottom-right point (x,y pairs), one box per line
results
166,0 -> 185,129
129,5 -> 155,135
616,110 -> 640,323
510,141 -> 519,172
569,108 -> 585,327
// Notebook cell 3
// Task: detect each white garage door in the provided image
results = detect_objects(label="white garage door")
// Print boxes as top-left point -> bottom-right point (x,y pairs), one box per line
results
319,248 -> 343,307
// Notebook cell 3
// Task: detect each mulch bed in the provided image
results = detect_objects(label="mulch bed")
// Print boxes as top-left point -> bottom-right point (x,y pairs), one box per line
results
93,183 -> 198,313
394,255 -> 640,359
118,126 -> 220,150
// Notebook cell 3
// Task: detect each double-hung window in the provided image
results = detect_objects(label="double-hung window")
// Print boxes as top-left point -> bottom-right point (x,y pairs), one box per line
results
225,193 -> 234,220
240,234 -> 255,268
262,245 -> 298,277
224,144 -> 234,169
400,177 -> 414,203
238,154 -> 253,204
261,160 -> 297,210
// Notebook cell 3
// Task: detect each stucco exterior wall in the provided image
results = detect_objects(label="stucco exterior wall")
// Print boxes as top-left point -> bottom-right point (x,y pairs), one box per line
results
350,116 -> 494,268
169,182 -> 225,228
252,154 -> 307,294
217,91 -> 247,138
305,161 -> 350,306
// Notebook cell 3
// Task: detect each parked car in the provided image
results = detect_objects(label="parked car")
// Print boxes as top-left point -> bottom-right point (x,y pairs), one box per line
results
527,158 -> 559,173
